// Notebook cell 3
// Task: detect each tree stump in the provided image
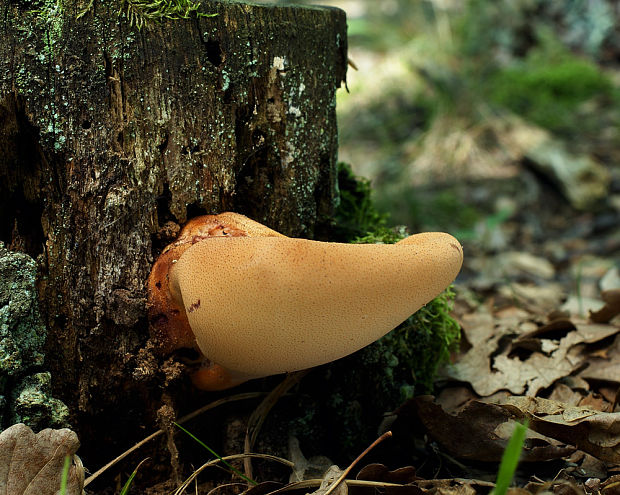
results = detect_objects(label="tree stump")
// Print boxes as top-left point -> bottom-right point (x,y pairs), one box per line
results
0,0 -> 347,476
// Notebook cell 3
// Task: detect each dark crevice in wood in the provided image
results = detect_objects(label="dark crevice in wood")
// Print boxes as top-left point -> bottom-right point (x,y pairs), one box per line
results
185,202 -> 208,219
203,38 -> 223,67
156,182 -> 174,225
0,94 -> 47,257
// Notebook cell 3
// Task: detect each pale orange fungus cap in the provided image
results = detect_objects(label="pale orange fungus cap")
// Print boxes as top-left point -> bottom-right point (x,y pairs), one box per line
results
148,212 -> 463,390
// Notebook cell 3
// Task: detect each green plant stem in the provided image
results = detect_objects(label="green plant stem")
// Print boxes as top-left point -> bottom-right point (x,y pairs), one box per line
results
493,420 -> 528,495
174,422 -> 257,485
59,455 -> 71,494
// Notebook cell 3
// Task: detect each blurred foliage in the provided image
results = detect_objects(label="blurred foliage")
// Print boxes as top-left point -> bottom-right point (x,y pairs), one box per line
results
405,190 -> 480,235
486,35 -> 617,135
458,0 -> 619,62
333,0 -> 619,231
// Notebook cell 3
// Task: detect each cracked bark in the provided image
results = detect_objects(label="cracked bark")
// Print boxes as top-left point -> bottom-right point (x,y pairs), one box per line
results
0,0 -> 346,469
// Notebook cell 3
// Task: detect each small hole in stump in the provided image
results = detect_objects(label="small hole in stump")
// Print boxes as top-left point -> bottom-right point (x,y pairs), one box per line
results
204,39 -> 222,67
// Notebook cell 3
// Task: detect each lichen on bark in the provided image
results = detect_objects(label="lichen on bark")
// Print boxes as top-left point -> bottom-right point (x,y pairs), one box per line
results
0,243 -> 69,431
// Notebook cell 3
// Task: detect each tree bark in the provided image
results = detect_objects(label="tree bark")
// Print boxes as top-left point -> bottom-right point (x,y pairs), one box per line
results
0,0 -> 346,470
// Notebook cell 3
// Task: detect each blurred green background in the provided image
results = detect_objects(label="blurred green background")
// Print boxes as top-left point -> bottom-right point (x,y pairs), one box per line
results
258,0 -> 620,240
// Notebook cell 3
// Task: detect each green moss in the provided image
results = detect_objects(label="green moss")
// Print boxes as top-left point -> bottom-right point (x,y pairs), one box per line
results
117,0 -> 217,30
28,0 -> 64,55
488,50 -> 614,134
380,286 -> 460,394
330,162 -> 389,242
29,0 -> 218,32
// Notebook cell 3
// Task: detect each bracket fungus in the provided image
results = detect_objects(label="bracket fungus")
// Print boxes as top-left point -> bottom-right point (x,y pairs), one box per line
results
147,212 -> 463,390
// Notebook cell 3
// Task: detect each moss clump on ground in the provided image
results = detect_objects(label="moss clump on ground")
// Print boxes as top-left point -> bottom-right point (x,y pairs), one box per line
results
379,286 -> 460,395
0,243 -> 46,381
487,50 -> 614,135
10,372 -> 69,429
331,161 -> 389,242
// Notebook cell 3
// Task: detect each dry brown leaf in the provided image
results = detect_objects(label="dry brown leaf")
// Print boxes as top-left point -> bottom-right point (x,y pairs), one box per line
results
445,312 -> 620,397
411,396 -> 574,462
566,451 -> 608,479
590,289 -> 620,323
354,464 -> 421,495
288,435 -> 334,482
311,465 -> 347,495
0,423 -> 83,495
523,478 -> 585,495
578,393 -> 608,412
601,474 -> 620,494
548,383 -> 585,406
241,481 -> 283,495
579,334 -> 620,386
499,397 -> 620,463
498,283 -> 566,315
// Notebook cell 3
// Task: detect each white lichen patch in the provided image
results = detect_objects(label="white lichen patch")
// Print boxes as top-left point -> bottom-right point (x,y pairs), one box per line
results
272,56 -> 286,71
288,105 -> 302,118
282,141 -> 297,168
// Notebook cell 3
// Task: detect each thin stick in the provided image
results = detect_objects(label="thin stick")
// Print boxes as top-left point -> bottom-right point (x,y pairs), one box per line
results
323,431 -> 393,495
83,392 -> 264,487
263,478 -> 404,495
174,453 -> 294,495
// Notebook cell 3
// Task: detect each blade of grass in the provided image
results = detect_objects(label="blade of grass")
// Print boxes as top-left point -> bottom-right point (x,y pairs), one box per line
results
492,420 -> 528,495
59,455 -> 71,495
173,422 -> 257,485
119,458 -> 149,495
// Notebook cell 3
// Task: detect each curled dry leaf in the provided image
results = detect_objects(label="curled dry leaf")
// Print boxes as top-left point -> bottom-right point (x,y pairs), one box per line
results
590,289 -> 620,323
289,435 -> 334,482
414,478 -> 496,495
500,396 -> 620,464
445,310 -> 620,396
0,423 -> 83,495
354,465 -> 422,495
600,474 -> 620,494
311,465 -> 347,495
240,481 -> 283,495
411,396 -> 574,462
579,334 -> 620,388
